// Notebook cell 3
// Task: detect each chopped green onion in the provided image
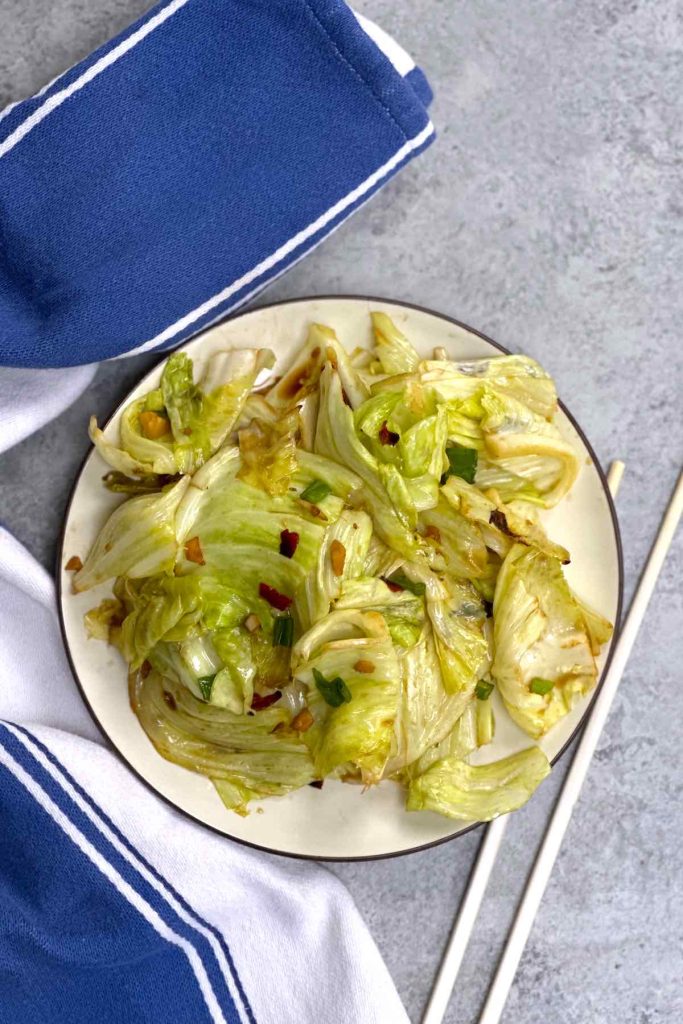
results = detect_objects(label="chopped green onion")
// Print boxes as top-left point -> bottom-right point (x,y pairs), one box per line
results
529,676 -> 554,695
475,679 -> 494,700
197,675 -> 216,701
273,616 -> 294,648
386,571 -> 426,597
476,695 -> 495,745
444,444 -> 478,484
300,479 -> 331,504
313,668 -> 352,708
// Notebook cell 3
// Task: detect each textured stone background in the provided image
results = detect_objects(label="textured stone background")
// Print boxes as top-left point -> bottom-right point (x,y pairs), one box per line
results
1,1 -> 681,1021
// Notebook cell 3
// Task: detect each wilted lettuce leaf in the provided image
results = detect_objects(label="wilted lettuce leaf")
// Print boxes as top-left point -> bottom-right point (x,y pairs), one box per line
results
73,477 -> 189,592
492,544 -> 612,737
420,497 -> 489,579
264,325 -> 327,411
301,510 -> 373,626
237,413 -> 298,496
385,628 -> 474,777
427,579 -> 490,694
199,348 -> 275,450
131,671 -> 314,815
477,390 -> 580,507
440,475 -> 570,564
335,577 -> 425,649
476,694 -> 495,747
405,699 -> 479,779
210,628 -> 256,712
399,407 -> 448,479
89,404 -> 177,479
292,609 -> 400,783
406,746 -> 550,821
419,353 -> 557,419
370,312 -> 420,375
272,323 -> 369,410
120,574 -> 204,668
315,364 -> 419,558
573,593 -> 614,656
161,353 -> 205,454
84,598 -> 124,641
362,535 -> 404,580
90,348 -> 273,481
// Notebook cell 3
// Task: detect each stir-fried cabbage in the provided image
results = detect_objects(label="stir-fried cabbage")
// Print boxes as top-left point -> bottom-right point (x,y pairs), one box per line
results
77,313 -> 613,820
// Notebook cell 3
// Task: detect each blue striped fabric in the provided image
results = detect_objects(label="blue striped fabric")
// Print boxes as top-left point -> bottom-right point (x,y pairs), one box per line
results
0,721 -> 252,1024
0,0 -> 433,368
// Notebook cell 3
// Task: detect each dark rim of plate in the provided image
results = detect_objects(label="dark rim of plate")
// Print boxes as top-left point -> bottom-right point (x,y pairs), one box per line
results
56,294 -> 625,863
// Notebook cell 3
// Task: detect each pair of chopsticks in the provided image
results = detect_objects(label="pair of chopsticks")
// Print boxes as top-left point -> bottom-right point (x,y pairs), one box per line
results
423,462 -> 683,1024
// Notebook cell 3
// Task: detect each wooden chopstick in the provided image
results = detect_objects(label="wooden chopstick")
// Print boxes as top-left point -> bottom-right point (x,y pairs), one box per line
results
422,460 -> 626,1024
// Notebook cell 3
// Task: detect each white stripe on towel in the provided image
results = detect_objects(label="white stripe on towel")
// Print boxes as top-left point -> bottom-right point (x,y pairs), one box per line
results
3,723 -> 251,1024
0,0 -> 192,159
126,120 -> 434,356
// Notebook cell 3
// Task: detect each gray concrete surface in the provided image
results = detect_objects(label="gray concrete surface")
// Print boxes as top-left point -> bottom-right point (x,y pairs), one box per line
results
1,1 -> 682,1022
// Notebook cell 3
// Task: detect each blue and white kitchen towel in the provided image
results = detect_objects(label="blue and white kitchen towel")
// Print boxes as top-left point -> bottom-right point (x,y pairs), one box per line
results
0,2 -> 433,1020
0,0 -> 433,370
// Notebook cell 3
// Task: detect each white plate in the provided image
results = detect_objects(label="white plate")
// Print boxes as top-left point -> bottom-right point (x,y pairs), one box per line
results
58,296 -> 623,860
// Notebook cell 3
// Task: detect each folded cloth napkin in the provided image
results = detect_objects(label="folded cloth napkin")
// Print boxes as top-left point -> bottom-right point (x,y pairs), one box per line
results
0,0 -> 433,369
0,527 -> 410,1024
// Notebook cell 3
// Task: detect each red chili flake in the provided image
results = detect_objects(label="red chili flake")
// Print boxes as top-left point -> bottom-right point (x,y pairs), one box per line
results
162,690 -> 177,710
381,576 -> 403,593
309,779 -> 324,790
378,420 -> 400,446
279,528 -> 300,559
65,555 -> 83,572
341,389 -> 352,408
251,690 -> 282,711
140,660 -> 152,679
259,582 -> 293,610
